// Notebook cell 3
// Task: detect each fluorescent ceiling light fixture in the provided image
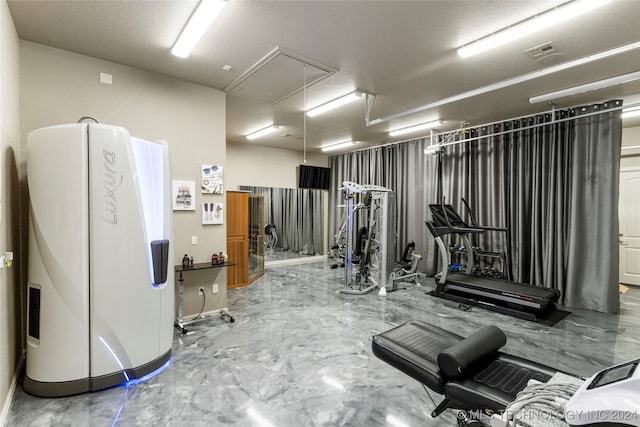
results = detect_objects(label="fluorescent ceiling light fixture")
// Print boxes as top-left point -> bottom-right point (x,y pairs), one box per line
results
368,41 -> 640,126
321,140 -> 356,152
389,120 -> 442,137
306,90 -> 363,117
246,124 -> 279,140
529,70 -> 640,104
171,0 -> 228,58
622,106 -> 640,119
457,0 -> 610,58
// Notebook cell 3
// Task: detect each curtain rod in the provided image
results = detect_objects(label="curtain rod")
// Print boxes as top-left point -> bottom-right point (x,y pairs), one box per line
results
346,100 -> 639,154
439,104 -> 624,147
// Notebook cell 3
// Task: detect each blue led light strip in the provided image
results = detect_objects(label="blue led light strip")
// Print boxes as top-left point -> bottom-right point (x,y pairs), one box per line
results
98,336 -> 129,381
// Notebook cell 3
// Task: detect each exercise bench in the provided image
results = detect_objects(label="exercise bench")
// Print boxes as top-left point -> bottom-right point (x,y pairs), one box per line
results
371,320 -> 557,421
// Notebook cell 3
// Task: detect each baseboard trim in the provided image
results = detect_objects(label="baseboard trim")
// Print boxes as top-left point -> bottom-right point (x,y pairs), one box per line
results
265,255 -> 327,267
1,352 -> 24,427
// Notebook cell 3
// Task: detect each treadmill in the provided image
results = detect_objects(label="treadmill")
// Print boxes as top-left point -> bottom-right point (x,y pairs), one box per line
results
426,200 -> 560,321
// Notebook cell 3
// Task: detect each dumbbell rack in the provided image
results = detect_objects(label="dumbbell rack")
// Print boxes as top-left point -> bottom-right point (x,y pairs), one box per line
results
449,245 -> 507,279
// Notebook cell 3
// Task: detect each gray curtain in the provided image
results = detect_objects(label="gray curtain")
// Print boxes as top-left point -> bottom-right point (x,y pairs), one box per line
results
240,186 -> 324,255
329,140 -> 440,270
329,100 -> 622,313
565,103 -> 621,312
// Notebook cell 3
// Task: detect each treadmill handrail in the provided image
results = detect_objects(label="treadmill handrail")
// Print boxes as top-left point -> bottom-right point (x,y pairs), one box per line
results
461,197 -> 508,232
434,198 -> 485,235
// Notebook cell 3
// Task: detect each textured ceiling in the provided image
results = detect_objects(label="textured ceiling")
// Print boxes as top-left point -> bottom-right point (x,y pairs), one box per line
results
8,0 -> 640,154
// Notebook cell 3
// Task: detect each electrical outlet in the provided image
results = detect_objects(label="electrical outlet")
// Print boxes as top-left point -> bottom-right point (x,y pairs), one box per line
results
212,283 -> 219,294
191,235 -> 198,245
198,286 -> 205,296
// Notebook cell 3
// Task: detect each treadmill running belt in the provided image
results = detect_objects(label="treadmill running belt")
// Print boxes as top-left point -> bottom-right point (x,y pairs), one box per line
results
445,273 -> 559,308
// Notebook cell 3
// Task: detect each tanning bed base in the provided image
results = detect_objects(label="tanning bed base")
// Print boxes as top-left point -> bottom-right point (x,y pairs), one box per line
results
23,349 -> 171,397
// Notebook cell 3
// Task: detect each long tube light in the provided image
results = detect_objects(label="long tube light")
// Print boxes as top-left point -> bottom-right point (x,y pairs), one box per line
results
622,106 -> 640,119
320,140 -> 356,152
306,90 -> 363,117
171,0 -> 228,58
529,70 -> 640,104
458,0 -> 610,58
367,41 -> 640,127
389,120 -> 442,137
246,124 -> 279,140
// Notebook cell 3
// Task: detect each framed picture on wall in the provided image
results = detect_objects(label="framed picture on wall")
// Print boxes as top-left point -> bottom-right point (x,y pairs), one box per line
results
202,202 -> 223,225
202,165 -> 223,194
172,180 -> 196,211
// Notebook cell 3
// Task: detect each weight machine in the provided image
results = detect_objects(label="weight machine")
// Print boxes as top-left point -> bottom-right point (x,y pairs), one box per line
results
265,224 -> 278,251
338,181 -> 396,295
389,241 -> 423,288
330,204 -> 352,269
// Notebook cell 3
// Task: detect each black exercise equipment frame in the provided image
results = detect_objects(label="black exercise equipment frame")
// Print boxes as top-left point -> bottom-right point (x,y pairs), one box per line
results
426,198 -> 560,322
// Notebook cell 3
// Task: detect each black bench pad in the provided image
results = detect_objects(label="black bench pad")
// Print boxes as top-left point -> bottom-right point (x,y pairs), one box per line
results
444,353 -> 556,411
372,320 -> 560,415
371,320 -> 463,394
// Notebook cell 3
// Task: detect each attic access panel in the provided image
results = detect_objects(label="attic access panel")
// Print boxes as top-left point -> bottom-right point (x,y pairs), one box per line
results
224,47 -> 336,104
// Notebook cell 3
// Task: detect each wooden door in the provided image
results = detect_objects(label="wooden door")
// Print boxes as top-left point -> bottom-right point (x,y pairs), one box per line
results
619,170 -> 640,286
227,191 -> 248,288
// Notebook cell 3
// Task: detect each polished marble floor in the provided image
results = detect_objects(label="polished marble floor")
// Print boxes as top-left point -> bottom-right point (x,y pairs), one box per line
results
265,247 -> 320,262
7,260 -> 640,426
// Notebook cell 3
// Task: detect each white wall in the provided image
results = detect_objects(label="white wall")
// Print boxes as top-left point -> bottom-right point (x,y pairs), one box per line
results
0,0 -> 22,423
226,142 -> 330,254
20,41 -> 228,315
226,142 -> 328,190
621,126 -> 640,169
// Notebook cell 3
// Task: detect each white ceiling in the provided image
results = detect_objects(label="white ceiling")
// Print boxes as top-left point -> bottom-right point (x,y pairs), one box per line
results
8,0 -> 640,154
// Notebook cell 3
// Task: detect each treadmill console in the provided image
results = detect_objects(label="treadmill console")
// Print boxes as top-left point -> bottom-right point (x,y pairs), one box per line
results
566,359 -> 640,426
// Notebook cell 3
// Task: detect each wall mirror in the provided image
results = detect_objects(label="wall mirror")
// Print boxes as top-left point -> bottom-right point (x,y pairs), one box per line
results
239,186 -> 325,263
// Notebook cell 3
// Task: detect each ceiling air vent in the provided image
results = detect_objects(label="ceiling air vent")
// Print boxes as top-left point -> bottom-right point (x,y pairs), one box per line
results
525,42 -> 557,59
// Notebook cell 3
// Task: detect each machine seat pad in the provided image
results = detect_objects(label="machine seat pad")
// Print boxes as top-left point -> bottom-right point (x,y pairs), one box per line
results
372,320 -> 463,394
444,353 -> 556,412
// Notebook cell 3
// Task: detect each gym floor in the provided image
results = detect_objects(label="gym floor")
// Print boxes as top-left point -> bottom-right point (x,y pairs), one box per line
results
265,247 -> 321,262
7,260 -> 640,426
